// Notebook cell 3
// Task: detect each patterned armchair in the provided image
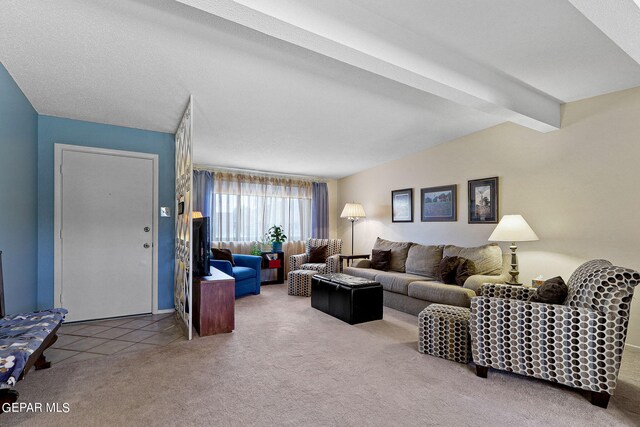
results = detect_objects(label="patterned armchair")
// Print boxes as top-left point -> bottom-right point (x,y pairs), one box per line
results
470,259 -> 639,408
289,239 -> 342,274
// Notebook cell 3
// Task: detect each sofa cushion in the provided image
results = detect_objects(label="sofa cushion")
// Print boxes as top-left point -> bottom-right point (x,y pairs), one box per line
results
371,249 -> 391,271
371,271 -> 427,295
373,237 -> 412,272
343,266 -> 379,281
405,244 -> 443,277
407,281 -> 476,307
232,266 -> 256,281
443,243 -> 502,275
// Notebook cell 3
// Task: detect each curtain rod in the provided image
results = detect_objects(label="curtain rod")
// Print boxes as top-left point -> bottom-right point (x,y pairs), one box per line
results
193,164 -> 328,183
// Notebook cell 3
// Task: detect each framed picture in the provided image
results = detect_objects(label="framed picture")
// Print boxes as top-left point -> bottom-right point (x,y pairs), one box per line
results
420,185 -> 457,222
468,177 -> 499,223
391,188 -> 413,222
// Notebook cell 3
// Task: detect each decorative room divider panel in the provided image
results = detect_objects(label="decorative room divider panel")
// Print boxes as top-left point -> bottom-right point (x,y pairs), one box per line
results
175,97 -> 193,340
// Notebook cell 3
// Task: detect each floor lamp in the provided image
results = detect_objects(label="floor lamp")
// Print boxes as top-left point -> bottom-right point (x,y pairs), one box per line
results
340,202 -> 366,255
488,214 -> 539,285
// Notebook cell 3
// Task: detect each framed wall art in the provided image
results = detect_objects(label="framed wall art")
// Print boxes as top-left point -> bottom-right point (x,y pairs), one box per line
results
420,185 -> 457,222
468,176 -> 499,223
391,188 -> 413,222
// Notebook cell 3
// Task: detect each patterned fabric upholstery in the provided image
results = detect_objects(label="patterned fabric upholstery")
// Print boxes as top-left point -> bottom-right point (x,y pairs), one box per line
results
287,270 -> 317,297
478,283 -> 537,301
419,304 -> 471,364
470,260 -> 640,398
565,259 -> 637,318
288,239 -> 342,274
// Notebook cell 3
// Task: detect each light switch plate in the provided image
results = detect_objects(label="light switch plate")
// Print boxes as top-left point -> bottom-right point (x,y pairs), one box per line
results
160,207 -> 171,217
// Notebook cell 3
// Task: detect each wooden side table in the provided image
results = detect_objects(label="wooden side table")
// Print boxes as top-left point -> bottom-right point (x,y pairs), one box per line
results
339,254 -> 370,272
193,269 -> 235,337
261,251 -> 284,285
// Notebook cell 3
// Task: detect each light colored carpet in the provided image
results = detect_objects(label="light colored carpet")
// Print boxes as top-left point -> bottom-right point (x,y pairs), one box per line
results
4,284 -> 640,426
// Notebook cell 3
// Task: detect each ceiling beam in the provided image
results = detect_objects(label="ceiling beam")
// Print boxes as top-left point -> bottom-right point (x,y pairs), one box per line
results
175,0 -> 560,132
568,0 -> 640,66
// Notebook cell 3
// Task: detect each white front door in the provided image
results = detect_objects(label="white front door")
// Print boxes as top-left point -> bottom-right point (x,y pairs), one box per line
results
55,146 -> 156,322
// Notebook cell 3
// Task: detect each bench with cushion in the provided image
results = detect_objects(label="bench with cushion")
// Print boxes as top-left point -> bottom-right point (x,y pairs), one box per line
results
0,251 -> 67,410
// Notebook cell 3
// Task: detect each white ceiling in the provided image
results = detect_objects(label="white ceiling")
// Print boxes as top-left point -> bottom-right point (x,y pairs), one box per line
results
1,0 -> 640,179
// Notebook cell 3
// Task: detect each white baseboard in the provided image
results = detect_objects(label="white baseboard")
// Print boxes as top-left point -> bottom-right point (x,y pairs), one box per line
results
153,308 -> 175,315
625,343 -> 640,353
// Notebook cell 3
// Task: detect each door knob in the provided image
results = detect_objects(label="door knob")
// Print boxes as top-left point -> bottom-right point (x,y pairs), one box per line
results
144,227 -> 150,232
143,243 -> 150,248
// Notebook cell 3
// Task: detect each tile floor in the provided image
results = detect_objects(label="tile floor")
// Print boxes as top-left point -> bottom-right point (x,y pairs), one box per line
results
45,312 -> 186,366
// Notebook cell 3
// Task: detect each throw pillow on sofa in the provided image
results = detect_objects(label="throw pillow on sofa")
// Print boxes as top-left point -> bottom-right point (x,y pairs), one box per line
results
455,258 -> 476,286
437,256 -> 461,284
211,248 -> 235,266
308,245 -> 328,263
371,249 -> 391,271
529,276 -> 568,305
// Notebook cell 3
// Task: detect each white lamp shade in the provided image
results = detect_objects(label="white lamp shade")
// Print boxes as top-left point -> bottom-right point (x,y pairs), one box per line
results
340,203 -> 366,219
488,215 -> 539,242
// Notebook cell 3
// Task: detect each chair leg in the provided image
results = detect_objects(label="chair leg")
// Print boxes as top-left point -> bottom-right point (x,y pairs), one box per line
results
475,365 -> 488,378
588,391 -> 611,409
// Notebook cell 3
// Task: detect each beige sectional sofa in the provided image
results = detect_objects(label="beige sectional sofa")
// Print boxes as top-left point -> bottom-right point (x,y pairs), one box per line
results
343,238 -> 510,315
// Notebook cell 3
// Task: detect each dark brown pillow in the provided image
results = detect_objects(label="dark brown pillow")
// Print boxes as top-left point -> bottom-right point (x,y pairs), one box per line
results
455,258 -> 476,286
211,248 -> 235,266
308,245 -> 328,263
371,249 -> 391,271
437,256 -> 460,284
530,276 -> 568,305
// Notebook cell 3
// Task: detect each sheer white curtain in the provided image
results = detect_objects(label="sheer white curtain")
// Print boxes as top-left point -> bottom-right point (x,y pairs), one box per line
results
212,171 -> 312,243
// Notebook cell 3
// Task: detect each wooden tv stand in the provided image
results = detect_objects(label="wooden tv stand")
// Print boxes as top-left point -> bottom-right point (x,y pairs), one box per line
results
193,269 -> 235,336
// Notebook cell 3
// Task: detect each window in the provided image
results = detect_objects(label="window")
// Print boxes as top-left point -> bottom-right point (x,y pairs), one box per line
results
212,172 -> 312,243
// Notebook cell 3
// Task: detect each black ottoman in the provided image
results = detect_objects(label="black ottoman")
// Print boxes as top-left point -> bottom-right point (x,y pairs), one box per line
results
311,273 -> 383,325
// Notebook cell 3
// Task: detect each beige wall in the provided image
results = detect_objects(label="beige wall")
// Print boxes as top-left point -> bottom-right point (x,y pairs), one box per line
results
338,86 -> 640,349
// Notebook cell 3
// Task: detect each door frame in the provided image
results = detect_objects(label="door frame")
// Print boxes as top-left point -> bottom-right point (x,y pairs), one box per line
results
54,144 -> 160,316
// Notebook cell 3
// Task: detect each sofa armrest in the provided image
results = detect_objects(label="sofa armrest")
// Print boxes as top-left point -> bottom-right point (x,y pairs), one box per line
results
475,283 -> 537,301
209,259 -> 233,277
352,259 -> 371,268
289,253 -> 308,271
327,254 -> 340,273
463,272 -> 510,294
233,254 -> 262,272
470,297 -> 627,394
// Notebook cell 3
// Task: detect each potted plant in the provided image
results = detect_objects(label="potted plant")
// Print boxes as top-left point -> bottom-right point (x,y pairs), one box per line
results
266,225 -> 287,252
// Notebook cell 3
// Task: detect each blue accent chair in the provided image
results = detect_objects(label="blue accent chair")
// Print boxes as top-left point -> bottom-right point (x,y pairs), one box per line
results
210,254 -> 262,298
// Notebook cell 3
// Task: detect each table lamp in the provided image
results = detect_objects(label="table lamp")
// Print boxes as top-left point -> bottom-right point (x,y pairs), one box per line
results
340,202 -> 366,255
488,214 -> 538,285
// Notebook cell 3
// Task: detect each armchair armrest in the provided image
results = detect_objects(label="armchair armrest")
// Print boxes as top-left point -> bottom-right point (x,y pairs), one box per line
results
476,283 -> 537,301
470,297 -> 628,394
327,254 -> 340,273
209,259 -> 233,277
233,254 -> 262,272
289,253 -> 309,271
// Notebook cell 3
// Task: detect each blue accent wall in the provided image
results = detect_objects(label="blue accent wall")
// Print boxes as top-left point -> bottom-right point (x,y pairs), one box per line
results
37,116 -> 175,310
0,63 -> 39,314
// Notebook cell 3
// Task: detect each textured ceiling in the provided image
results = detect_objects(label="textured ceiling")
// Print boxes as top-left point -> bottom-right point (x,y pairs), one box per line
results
1,0 -> 639,178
